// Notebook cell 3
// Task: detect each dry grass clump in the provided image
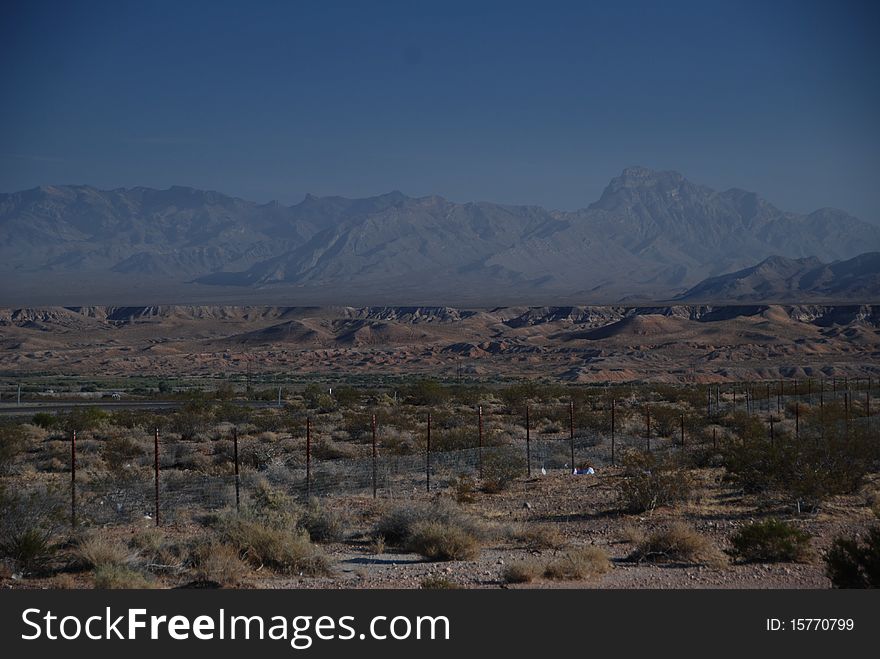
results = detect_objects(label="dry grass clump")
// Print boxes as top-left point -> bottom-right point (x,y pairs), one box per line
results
189,538 -> 250,586
214,513 -> 331,576
300,497 -> 347,543
502,559 -> 544,584
510,523 -> 567,550
93,564 -> 153,589
374,500 -> 490,561
617,522 -> 646,545
543,547 -> 612,581
630,523 -> 726,568
407,521 -> 481,561
197,481 -> 331,576
73,532 -> 139,570
419,575 -> 461,589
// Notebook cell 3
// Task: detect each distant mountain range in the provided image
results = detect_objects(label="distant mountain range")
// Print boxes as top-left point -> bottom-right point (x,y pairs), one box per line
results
678,252 -> 880,302
2,167 -> 879,304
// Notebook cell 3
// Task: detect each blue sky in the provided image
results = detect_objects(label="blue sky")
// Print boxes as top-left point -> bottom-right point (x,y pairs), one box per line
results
1,0 -> 878,221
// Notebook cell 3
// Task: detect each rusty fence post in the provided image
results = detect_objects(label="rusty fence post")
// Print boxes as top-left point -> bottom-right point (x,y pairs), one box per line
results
306,417 -> 312,499
525,405 -> 531,477
645,404 -> 651,452
371,413 -> 378,499
569,399 -> 575,473
426,412 -> 432,492
233,426 -> 240,513
70,429 -> 77,530
478,405 -> 483,480
154,427 -> 160,527
611,398 -> 616,466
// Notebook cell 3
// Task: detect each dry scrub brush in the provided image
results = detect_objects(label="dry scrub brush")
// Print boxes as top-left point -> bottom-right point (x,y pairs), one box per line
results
374,500 -> 491,561
629,523 -> 727,568
503,547 -> 612,583
729,519 -> 813,563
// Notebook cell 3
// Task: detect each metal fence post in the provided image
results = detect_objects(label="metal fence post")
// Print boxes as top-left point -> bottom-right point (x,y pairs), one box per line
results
306,417 -> 312,499
680,414 -> 685,447
478,405 -> 483,480
233,426 -> 240,513
371,413 -> 378,499
611,398 -> 616,466
569,399 -> 575,472
154,427 -> 160,527
645,403 -> 651,452
70,429 -> 77,530
426,412 -> 431,492
525,405 -> 531,477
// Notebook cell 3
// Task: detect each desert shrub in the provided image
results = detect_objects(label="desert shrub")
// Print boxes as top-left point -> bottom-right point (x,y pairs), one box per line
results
730,519 -> 812,563
454,474 -> 477,503
214,513 -> 330,575
213,403 -> 252,425
109,409 -> 163,430
169,401 -> 213,440
32,412 -> 58,430
0,485 -> 65,572
300,498 -> 347,543
406,521 -> 481,561
433,426 -> 475,452
62,407 -> 108,431
722,425 -> 879,508
502,559 -> 543,584
130,528 -> 180,567
543,547 -> 611,580
246,479 -> 302,528
334,387 -> 361,408
311,438 -> 358,460
370,535 -> 386,554
102,435 -> 145,472
510,523 -> 567,550
74,533 -> 139,569
617,523 -> 646,545
301,385 -> 337,412
482,446 -> 525,493
189,538 -> 250,586
374,500 -> 489,560
93,565 -> 153,589
0,424 -> 28,474
825,527 -> 880,588
206,481 -> 329,575
617,450 -> 693,513
499,382 -> 539,411
419,575 -> 460,589
402,380 -> 450,406
630,523 -> 726,568
237,441 -> 280,470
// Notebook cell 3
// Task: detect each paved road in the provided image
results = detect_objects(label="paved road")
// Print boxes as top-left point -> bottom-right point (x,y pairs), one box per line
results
0,399 -> 282,417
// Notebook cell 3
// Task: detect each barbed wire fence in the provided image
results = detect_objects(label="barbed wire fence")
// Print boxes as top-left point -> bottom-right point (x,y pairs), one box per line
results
31,377 -> 879,530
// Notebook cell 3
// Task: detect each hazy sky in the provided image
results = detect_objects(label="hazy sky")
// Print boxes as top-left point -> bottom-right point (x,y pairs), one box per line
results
2,0 -> 879,221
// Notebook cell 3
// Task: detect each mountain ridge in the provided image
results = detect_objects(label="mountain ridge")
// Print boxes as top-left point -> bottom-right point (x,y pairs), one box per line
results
3,167 -> 879,304
678,252 -> 880,302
